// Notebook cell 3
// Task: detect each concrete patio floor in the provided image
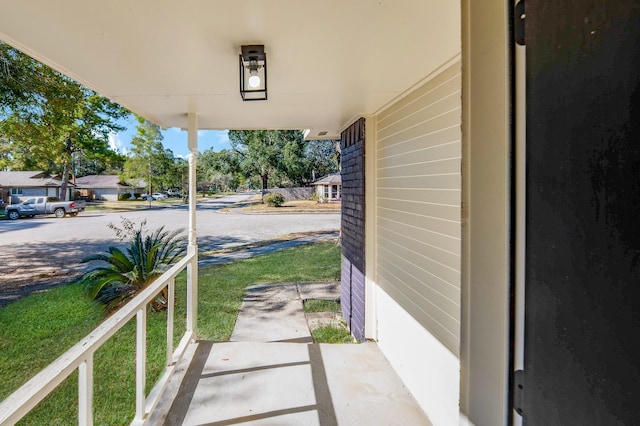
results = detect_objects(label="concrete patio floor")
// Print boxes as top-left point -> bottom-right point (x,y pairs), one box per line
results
151,282 -> 431,425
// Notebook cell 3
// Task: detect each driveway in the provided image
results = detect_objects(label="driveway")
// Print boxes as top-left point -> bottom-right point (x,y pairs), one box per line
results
0,193 -> 340,307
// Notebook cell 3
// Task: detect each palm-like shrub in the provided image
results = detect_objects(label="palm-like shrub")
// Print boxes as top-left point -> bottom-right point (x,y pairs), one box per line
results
81,225 -> 186,312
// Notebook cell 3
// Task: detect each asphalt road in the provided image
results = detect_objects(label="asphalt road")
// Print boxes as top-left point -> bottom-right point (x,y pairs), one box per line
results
0,193 -> 340,306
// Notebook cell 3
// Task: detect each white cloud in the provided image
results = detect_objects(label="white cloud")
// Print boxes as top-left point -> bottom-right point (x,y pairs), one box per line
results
212,130 -> 231,150
108,132 -> 128,155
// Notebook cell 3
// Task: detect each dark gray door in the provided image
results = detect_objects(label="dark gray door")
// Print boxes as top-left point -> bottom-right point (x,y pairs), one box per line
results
523,1 -> 640,424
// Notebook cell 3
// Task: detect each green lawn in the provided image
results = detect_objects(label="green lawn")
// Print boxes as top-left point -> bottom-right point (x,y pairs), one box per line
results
312,325 -> 354,344
303,299 -> 354,344
0,241 -> 340,425
303,299 -> 341,314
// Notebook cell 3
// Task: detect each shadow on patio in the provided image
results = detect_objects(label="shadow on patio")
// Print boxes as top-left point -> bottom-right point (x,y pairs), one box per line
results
151,283 -> 431,426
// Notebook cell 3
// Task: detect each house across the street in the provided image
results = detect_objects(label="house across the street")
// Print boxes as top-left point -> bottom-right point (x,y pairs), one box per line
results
74,175 -> 145,201
0,171 -> 71,204
312,173 -> 341,202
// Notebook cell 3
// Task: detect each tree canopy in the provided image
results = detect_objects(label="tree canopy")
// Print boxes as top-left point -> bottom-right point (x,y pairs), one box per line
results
0,41 -> 129,198
303,139 -> 341,181
121,116 -> 179,194
197,149 -> 240,194
225,130 -> 338,193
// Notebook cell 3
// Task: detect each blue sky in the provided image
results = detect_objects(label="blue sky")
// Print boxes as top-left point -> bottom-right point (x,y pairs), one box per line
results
108,116 -> 231,158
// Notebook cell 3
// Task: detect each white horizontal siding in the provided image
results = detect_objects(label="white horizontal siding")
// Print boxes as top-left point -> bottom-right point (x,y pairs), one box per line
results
375,61 -> 461,355
378,129 -> 460,164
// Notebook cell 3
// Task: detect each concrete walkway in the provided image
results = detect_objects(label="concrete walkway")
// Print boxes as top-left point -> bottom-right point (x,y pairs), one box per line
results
152,282 -> 432,426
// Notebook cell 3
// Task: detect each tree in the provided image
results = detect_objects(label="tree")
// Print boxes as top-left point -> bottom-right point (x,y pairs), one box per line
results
197,149 -> 241,192
278,131 -> 306,186
228,130 -> 307,195
303,139 -> 340,182
73,148 -> 126,177
0,41 -> 37,109
121,116 -> 176,194
0,42 -> 130,197
175,157 -> 189,201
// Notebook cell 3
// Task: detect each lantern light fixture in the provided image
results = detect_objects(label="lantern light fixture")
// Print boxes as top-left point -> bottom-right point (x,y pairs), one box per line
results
239,45 -> 267,101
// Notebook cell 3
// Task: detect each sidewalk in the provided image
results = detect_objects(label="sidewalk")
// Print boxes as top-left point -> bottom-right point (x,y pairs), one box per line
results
152,281 -> 432,425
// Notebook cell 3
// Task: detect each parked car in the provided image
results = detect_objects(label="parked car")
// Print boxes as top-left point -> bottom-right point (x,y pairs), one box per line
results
5,196 -> 86,220
153,192 -> 168,200
143,192 -> 168,201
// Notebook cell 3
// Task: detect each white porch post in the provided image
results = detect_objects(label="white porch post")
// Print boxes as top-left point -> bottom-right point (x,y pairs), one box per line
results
187,113 -> 198,247
186,113 -> 198,334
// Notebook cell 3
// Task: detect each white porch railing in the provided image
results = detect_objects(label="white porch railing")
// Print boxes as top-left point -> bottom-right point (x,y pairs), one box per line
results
0,245 -> 198,426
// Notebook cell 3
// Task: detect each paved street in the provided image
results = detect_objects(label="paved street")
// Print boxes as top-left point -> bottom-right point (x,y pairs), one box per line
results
0,193 -> 340,306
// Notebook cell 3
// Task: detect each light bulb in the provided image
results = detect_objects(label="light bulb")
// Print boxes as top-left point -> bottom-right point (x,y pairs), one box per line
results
248,74 -> 261,88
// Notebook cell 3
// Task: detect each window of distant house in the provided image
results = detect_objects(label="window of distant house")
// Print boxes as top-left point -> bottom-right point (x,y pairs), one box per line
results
323,185 -> 329,199
11,188 -> 23,195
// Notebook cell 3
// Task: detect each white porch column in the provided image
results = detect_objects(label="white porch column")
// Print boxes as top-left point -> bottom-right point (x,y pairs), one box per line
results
187,113 -> 198,334
187,113 -> 198,247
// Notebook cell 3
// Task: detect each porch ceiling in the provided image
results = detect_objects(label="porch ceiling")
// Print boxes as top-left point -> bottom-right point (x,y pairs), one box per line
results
0,1 -> 459,139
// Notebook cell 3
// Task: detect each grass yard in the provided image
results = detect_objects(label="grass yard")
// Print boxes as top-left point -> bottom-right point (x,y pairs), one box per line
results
0,241 -> 340,425
303,299 -> 340,314
311,325 -> 354,344
303,299 -> 354,344
232,198 -> 341,214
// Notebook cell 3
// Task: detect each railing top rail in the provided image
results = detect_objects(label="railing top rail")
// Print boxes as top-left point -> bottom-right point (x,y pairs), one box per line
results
0,250 -> 196,425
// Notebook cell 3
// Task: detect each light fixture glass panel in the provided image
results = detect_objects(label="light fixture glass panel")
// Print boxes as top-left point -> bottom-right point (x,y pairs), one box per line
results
239,45 -> 267,101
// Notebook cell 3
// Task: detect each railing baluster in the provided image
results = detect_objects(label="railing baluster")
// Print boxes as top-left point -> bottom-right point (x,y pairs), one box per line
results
78,354 -> 94,426
187,246 -> 198,333
135,307 -> 147,422
166,279 -> 175,366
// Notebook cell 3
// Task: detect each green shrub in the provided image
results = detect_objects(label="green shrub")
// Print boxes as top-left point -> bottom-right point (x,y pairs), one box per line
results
118,193 -> 131,201
265,192 -> 285,207
81,219 -> 186,312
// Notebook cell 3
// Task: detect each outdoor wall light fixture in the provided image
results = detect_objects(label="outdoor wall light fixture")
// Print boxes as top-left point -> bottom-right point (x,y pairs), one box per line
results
239,45 -> 267,101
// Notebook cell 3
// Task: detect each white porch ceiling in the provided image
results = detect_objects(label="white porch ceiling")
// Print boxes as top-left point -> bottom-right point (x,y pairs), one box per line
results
0,1 -> 460,139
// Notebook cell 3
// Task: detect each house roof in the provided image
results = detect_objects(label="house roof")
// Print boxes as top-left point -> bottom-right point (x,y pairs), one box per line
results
75,175 -> 125,189
0,171 -> 65,188
0,1 -> 460,140
75,175 -> 146,189
313,173 -> 341,186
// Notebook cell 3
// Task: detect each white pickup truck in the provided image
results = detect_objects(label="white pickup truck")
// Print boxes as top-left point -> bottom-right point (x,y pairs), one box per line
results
5,196 -> 86,220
